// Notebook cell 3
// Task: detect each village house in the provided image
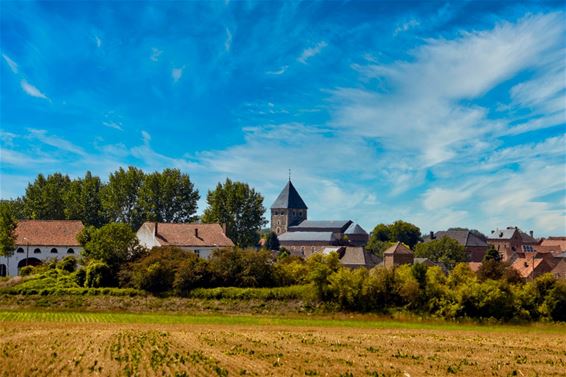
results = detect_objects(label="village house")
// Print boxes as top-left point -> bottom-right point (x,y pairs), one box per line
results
0,220 -> 84,276
426,229 -> 489,262
539,236 -> 566,252
136,222 -> 234,259
487,226 -> 538,262
317,246 -> 380,269
383,242 -> 414,268
271,180 -> 369,256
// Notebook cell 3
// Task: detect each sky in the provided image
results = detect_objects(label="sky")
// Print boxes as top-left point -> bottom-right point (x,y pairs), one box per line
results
1,1 -> 565,236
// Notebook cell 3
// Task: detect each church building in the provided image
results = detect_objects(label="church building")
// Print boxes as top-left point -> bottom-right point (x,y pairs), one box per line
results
271,180 -> 369,257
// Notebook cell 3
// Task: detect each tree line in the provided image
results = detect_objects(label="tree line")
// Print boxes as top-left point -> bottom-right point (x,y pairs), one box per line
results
0,167 -> 266,247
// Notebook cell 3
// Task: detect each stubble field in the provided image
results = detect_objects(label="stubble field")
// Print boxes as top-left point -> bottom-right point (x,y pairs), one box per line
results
0,311 -> 564,377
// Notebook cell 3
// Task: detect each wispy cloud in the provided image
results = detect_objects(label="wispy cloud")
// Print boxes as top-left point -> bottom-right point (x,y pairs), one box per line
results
171,66 -> 184,82
266,65 -> 288,75
225,28 -> 232,52
394,18 -> 420,36
298,41 -> 328,63
103,121 -> 124,131
28,129 -> 86,156
20,80 -> 49,100
2,53 -> 18,73
150,47 -> 163,62
94,35 -> 102,48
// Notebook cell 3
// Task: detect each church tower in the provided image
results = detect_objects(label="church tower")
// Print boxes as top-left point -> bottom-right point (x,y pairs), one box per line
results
271,180 -> 308,236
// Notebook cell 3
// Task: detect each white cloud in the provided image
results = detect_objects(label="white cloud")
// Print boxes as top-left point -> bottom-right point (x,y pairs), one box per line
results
394,18 -> 420,36
150,47 -> 163,62
94,35 -> 102,48
225,28 -> 233,52
2,53 -> 18,73
266,65 -> 288,75
103,121 -> 123,131
298,41 -> 328,63
171,66 -> 184,82
423,187 -> 472,211
20,80 -> 49,100
28,129 -> 86,156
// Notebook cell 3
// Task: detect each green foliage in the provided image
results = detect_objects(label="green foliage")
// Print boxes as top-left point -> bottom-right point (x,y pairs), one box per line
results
367,220 -> 421,256
0,198 -> 25,219
207,248 -> 275,287
85,261 -> 114,288
0,203 -> 17,259
57,256 -> 78,273
188,285 -> 309,300
100,166 -> 146,229
64,171 -> 106,227
173,253 -> 209,296
23,173 -> 71,220
79,223 -> 146,274
264,231 -> 280,251
138,168 -> 200,223
306,252 -> 341,301
484,245 -> 501,262
274,256 -> 308,286
202,178 -> 266,247
415,236 -> 467,270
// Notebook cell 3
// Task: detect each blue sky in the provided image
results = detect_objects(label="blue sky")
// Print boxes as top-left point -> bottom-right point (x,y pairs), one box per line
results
1,1 -> 565,235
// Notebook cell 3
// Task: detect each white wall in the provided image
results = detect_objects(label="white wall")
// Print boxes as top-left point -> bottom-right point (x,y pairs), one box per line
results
136,224 -> 160,249
0,245 -> 83,276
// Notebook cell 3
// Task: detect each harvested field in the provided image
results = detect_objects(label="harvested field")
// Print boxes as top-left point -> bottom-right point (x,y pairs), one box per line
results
0,311 -> 564,377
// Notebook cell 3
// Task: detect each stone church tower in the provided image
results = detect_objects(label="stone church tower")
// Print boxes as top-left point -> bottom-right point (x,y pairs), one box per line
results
271,180 -> 308,236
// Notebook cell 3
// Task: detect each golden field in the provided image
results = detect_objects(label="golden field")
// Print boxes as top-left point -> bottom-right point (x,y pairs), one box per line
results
0,311 -> 565,377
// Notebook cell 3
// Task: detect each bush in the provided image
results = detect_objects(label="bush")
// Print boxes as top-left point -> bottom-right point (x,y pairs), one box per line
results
58,256 -> 78,273
173,254 -> 209,296
207,248 -> 276,287
188,285 -> 309,300
19,266 -> 35,276
85,261 -> 113,288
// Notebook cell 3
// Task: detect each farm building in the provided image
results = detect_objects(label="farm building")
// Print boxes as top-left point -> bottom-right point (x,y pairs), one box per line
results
0,220 -> 84,276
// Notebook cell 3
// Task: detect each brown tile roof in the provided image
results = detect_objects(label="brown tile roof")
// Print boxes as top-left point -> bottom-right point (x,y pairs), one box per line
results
540,237 -> 566,251
15,220 -> 84,246
383,242 -> 412,255
143,222 -> 234,248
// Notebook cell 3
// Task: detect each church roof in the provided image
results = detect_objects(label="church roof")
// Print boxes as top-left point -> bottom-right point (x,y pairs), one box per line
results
278,231 -> 335,242
289,220 -> 352,233
271,180 -> 308,209
345,223 -> 368,235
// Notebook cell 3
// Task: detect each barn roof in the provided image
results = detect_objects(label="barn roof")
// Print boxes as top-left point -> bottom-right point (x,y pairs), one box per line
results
140,222 -> 234,248
15,220 -> 84,246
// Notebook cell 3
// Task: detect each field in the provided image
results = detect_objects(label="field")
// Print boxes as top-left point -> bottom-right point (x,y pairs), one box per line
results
1,311 -> 565,377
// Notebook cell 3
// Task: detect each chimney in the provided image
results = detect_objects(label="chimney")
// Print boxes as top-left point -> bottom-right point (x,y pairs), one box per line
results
154,222 -> 158,237
194,228 -> 199,238
529,230 -> 534,238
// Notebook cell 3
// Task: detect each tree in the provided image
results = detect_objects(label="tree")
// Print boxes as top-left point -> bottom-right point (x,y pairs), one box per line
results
0,198 -> 25,219
78,223 -> 146,278
264,231 -> 280,251
138,168 -> 199,223
64,171 -> 106,227
23,173 -> 71,219
367,220 -> 421,256
100,167 -> 145,229
414,236 -> 467,270
202,178 -> 266,247
0,203 -> 17,275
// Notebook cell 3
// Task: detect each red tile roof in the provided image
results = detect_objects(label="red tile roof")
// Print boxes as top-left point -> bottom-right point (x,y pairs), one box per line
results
15,220 -> 84,246
540,237 -> 566,251
143,222 -> 234,248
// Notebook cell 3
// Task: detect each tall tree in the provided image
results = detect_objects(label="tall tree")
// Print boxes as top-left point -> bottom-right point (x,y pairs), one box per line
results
202,178 -> 266,247
414,236 -> 467,270
64,171 -> 106,227
367,220 -> 421,256
139,168 -> 200,223
0,203 -> 17,275
100,166 -> 145,229
265,231 -> 280,251
0,198 -> 25,219
23,173 -> 71,219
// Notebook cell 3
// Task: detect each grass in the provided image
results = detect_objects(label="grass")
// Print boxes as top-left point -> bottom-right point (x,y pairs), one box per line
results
1,310 -> 565,376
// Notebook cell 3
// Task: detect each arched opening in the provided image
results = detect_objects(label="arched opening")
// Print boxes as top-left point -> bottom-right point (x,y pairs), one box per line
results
17,247 -> 24,253
0,264 -> 6,277
50,248 -> 58,254
67,248 -> 75,254
17,258 -> 42,270
33,248 -> 41,254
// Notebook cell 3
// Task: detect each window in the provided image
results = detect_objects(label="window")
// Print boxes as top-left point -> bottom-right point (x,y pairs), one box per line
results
277,220 -> 281,225
50,248 -> 58,254
67,248 -> 75,254
33,248 -> 41,254
301,246 -> 305,252
299,211 -> 302,216
0,264 -> 6,277
276,227 -> 280,234
293,211 -> 296,216
17,248 -> 24,253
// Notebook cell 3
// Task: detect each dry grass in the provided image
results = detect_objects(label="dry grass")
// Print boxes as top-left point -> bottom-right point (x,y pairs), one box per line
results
1,314 -> 565,377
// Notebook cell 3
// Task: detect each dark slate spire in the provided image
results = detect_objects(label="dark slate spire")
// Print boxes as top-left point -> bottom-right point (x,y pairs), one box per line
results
271,181 -> 308,209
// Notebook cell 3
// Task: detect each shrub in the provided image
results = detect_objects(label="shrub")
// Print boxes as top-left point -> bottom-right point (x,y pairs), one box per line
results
207,248 -> 276,287
74,268 -> 86,287
544,279 -> 566,322
19,266 -> 35,276
274,256 -> 309,286
173,254 -> 209,296
306,252 -> 341,301
58,255 -> 78,273
85,261 -> 113,288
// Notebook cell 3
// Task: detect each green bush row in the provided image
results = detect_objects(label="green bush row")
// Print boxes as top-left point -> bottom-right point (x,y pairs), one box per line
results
1,286 -> 144,296
188,285 -> 310,300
